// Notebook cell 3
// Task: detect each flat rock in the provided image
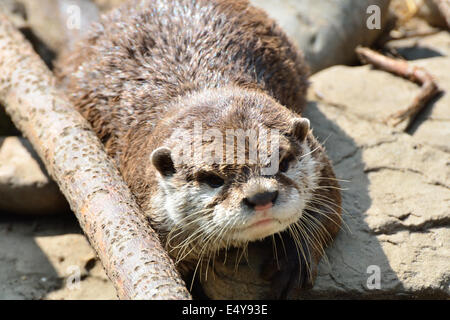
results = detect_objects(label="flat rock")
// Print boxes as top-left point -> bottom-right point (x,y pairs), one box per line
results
0,215 -> 117,299
311,50 -> 450,152
0,137 -> 70,215
302,100 -> 449,298
0,0 -> 100,67
18,0 -> 99,54
93,0 -> 128,12
385,31 -> 450,60
416,0 -> 448,28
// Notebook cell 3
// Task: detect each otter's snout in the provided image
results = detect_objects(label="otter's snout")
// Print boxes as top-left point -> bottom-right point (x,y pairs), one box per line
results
243,191 -> 278,209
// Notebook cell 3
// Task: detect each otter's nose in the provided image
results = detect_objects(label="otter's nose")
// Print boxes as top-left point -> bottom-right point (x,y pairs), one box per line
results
243,191 -> 278,210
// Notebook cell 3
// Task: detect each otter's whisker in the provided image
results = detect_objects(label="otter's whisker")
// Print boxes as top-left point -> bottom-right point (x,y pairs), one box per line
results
301,210 -> 333,243
303,211 -> 330,240
271,234 -> 280,270
287,225 -> 308,274
289,224 -> 313,282
304,203 -> 344,231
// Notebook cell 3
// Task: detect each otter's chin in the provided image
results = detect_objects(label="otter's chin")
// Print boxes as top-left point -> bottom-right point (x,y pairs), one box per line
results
231,209 -> 302,242
242,219 -> 286,241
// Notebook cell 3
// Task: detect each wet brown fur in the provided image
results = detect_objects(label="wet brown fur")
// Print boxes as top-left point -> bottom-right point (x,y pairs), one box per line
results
56,0 -> 342,298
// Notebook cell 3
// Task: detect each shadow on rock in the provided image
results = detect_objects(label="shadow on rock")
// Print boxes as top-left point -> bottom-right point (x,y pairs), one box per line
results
0,213 -> 80,299
395,46 -> 444,61
297,102 -> 402,298
0,136 -> 71,215
407,90 -> 445,135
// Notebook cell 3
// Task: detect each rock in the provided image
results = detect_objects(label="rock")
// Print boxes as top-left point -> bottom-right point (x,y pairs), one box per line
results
302,100 -> 449,298
0,0 -> 27,29
416,0 -> 448,29
93,0 -> 128,12
310,49 -> 450,152
0,0 -> 56,67
382,32 -> 450,152
35,232 -> 117,300
250,0 -> 391,73
385,31 -> 450,60
390,0 -> 447,29
202,51 -> 450,299
2,0 -> 100,63
0,215 -> 117,299
311,65 -> 420,125
0,136 -> 70,215
407,57 -> 450,152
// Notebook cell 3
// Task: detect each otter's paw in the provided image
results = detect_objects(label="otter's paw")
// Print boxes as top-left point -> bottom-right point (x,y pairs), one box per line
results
261,238 -> 315,299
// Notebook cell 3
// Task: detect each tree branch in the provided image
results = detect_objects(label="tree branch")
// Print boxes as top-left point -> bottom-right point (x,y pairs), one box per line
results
356,46 -> 440,130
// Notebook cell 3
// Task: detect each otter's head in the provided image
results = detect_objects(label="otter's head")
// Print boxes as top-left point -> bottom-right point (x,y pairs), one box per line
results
147,88 -> 321,258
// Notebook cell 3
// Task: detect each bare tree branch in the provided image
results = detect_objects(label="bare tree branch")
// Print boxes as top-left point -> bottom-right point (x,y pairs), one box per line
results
356,46 -> 440,130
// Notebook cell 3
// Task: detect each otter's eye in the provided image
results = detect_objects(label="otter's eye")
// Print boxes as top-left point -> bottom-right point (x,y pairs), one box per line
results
279,158 -> 291,173
197,172 -> 224,188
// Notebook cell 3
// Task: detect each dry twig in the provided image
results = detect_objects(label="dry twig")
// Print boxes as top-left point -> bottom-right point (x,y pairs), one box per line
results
356,46 -> 440,130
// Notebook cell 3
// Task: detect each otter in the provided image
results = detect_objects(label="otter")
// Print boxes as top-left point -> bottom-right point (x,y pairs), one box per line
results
56,0 -> 342,299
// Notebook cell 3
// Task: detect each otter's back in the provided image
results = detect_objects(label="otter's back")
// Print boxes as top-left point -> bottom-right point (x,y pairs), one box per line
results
56,0 -> 309,158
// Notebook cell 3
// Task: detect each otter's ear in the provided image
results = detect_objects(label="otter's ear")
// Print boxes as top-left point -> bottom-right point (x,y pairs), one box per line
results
288,118 -> 310,142
151,147 -> 176,177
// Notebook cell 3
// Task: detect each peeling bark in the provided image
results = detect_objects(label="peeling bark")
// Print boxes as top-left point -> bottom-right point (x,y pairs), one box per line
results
0,13 -> 191,300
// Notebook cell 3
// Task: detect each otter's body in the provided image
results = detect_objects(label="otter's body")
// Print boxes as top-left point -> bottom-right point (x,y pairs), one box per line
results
57,0 -> 341,298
